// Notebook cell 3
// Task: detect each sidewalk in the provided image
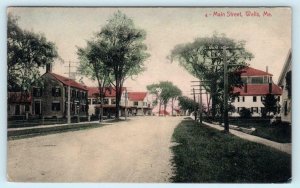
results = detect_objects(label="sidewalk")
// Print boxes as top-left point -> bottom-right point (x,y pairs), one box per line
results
7,119 -> 116,138
202,121 -> 292,154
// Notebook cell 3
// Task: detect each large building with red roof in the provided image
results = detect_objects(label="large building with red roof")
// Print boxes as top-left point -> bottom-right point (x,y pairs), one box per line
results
231,67 -> 282,117
31,67 -> 88,119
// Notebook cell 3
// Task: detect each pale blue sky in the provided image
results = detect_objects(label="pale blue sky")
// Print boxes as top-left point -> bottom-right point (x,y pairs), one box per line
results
8,7 -> 291,95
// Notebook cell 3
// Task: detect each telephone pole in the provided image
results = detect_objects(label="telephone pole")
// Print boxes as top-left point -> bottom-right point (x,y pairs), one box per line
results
223,46 -> 229,132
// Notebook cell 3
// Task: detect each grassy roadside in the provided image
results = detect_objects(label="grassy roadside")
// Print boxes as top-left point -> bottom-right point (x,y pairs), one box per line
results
171,119 -> 291,183
8,122 -> 110,140
229,120 -> 291,143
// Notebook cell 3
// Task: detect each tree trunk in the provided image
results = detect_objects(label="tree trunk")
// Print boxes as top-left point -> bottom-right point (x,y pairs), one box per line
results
158,100 -> 162,116
171,98 -> 174,116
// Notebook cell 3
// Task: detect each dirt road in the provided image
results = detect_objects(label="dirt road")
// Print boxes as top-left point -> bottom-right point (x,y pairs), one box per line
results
7,116 -> 182,182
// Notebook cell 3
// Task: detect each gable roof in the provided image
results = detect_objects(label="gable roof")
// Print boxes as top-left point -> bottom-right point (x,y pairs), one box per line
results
240,67 -> 272,76
233,83 -> 282,96
128,92 -> 147,101
87,87 -> 126,98
47,72 -> 88,91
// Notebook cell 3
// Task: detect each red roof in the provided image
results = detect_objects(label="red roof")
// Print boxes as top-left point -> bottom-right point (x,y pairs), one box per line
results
128,92 -> 147,101
48,73 -> 88,90
240,67 -> 272,76
233,83 -> 282,96
8,92 -> 32,103
87,87 -> 126,97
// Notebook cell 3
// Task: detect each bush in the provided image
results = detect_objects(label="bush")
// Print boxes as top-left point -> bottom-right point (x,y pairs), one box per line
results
239,107 -> 252,119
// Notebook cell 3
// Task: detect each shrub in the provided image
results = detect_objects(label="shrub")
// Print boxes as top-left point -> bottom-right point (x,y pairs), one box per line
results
239,107 -> 252,119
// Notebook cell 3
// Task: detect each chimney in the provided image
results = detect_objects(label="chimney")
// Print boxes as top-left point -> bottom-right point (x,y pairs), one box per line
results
269,83 -> 272,94
244,83 -> 248,93
266,66 -> 268,73
46,63 -> 52,73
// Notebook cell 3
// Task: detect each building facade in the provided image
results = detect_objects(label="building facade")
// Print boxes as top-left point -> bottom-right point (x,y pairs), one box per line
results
8,92 -> 32,119
32,71 -> 88,118
231,67 -> 282,117
87,87 -> 127,118
278,50 -> 292,123
127,92 -> 152,116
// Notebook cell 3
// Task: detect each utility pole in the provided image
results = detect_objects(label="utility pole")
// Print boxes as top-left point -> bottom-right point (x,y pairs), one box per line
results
223,46 -> 229,132
192,88 -> 197,121
64,60 -> 78,125
199,85 -> 203,124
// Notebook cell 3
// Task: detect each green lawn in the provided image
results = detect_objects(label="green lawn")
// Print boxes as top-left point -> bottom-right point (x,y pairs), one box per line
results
229,120 -> 291,143
171,119 -> 291,183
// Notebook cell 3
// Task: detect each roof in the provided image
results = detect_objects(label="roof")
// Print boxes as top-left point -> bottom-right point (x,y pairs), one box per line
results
128,92 -> 147,101
233,83 -> 282,96
240,67 -> 273,76
8,92 -> 31,103
87,87 -> 126,98
47,72 -> 88,91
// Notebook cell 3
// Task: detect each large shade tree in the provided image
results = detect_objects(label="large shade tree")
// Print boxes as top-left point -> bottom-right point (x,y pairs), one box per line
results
7,14 -> 58,93
170,33 -> 253,119
147,81 -> 182,116
78,11 -> 149,119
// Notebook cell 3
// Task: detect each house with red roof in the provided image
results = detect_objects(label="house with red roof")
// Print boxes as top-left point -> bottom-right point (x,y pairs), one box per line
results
8,92 -> 32,118
31,65 -> 88,118
87,86 -> 127,118
231,67 -> 282,117
127,92 -> 152,115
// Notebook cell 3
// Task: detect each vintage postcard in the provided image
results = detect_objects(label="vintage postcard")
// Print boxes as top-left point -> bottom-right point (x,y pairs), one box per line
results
7,7 -> 291,183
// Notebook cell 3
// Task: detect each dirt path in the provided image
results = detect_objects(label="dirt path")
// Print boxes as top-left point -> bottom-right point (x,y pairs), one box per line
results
7,116 -> 182,182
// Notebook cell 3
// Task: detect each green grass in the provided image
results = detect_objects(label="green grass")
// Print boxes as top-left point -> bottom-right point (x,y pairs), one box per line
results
229,120 -> 291,143
171,119 -> 291,183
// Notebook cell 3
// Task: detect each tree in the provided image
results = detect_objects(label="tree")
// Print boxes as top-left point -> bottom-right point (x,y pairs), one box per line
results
7,14 -> 58,92
89,11 -> 149,119
170,33 -> 253,119
239,107 -> 252,119
178,96 -> 198,115
77,40 -> 113,121
147,81 -> 182,116
262,94 -> 280,116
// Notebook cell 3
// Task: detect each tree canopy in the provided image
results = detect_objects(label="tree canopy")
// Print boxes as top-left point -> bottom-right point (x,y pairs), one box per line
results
170,33 -> 253,119
7,14 -> 58,92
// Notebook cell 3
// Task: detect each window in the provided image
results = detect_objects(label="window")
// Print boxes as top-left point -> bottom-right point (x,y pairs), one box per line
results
253,96 -> 257,102
25,104 -> 30,112
52,87 -> 61,97
71,90 -> 76,98
103,99 -> 109,104
237,97 -> 240,102
88,99 -> 91,105
134,101 -> 138,106
252,107 -> 258,113
277,96 -> 280,101
251,77 -> 264,84
33,88 -> 42,97
242,96 -> 245,102
52,101 -> 61,111
284,101 -> 288,115
92,98 -> 97,104
143,102 -> 147,106
81,105 -> 86,112
261,96 -> 263,101
111,99 -> 116,105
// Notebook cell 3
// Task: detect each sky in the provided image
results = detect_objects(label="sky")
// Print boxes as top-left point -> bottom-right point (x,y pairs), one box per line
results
8,7 -> 291,97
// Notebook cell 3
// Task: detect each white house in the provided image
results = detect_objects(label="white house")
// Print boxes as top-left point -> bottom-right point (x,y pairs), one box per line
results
277,49 -> 292,123
231,67 -> 282,117
127,92 -> 152,115
87,87 -> 126,118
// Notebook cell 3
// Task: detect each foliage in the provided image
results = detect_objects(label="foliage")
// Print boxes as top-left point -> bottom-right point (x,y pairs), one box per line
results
171,119 -> 291,183
80,11 -> 150,119
7,14 -> 58,92
238,107 -> 252,119
147,81 -> 182,114
178,96 -> 198,113
170,33 -> 253,119
262,94 -> 280,115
